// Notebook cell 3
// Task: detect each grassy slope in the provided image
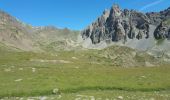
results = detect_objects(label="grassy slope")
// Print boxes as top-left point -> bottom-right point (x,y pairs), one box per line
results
0,45 -> 170,99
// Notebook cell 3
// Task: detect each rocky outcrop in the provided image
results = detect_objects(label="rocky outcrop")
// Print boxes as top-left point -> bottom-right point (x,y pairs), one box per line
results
154,21 -> 170,40
147,7 -> 170,40
142,6 -> 170,40
82,5 -> 170,44
82,5 -> 151,44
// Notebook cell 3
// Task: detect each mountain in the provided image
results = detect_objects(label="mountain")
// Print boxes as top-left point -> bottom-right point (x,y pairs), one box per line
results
0,10 -> 37,51
0,10 -> 80,51
0,6 -> 169,67
81,5 -> 170,59
82,5 -> 170,44
82,5 -> 150,44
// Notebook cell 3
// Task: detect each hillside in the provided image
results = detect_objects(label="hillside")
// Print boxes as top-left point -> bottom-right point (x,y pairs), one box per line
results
0,10 -> 80,51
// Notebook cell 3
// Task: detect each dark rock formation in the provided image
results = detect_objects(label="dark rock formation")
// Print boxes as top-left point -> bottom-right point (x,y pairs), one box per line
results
82,5 -> 151,44
154,21 -> 170,40
82,5 -> 170,44
148,7 -> 170,40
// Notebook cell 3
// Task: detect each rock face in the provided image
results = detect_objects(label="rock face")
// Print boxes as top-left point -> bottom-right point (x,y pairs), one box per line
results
154,20 -> 170,40
82,5 -> 170,44
147,7 -> 170,40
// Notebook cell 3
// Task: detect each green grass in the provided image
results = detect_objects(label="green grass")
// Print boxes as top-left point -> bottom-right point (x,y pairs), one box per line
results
163,18 -> 170,25
156,38 -> 165,45
0,46 -> 170,99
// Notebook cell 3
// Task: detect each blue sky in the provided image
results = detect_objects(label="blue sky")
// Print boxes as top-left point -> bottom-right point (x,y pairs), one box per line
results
0,0 -> 170,30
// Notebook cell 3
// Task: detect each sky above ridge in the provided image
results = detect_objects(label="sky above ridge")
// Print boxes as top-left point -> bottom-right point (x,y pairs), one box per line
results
0,0 -> 170,30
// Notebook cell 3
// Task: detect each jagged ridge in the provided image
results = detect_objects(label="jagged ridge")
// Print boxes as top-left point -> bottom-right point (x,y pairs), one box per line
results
82,5 -> 170,44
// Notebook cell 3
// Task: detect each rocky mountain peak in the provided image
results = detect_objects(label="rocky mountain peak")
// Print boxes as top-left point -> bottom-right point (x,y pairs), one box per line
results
110,4 -> 122,18
82,5 -> 152,44
82,5 -> 170,45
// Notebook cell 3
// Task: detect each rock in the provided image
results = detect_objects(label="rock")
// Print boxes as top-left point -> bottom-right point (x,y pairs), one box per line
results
32,68 -> 36,72
40,96 -> 47,100
15,79 -> 23,82
4,68 -> 11,72
72,57 -> 78,60
117,96 -> 123,99
149,97 -> 155,100
154,21 -> 170,40
52,88 -> 60,95
114,19 -> 126,41
146,12 -> 161,25
82,4 -> 151,44
136,30 -> 143,40
19,68 -> 23,71
141,75 -> 146,78
57,95 -> 62,99
82,4 -> 170,47
27,99 -> 34,100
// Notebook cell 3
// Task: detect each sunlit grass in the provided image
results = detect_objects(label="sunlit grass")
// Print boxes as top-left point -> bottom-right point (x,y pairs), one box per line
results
0,46 -> 170,99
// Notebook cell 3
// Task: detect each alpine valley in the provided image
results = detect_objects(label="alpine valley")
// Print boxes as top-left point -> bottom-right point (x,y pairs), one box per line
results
0,4 -> 170,100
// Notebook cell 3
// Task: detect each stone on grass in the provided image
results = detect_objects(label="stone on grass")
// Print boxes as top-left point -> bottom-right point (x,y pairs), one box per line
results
4,68 -> 11,72
117,96 -> 123,99
15,79 -> 23,82
32,68 -> 36,72
52,88 -> 60,95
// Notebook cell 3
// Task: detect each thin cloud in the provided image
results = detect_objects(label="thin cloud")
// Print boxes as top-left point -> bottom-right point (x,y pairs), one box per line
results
139,0 -> 164,11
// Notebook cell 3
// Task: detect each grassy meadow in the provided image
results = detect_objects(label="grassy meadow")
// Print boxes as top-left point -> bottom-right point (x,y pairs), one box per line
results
0,45 -> 170,100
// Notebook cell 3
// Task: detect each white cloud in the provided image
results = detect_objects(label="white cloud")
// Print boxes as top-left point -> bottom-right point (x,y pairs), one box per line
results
139,0 -> 164,11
